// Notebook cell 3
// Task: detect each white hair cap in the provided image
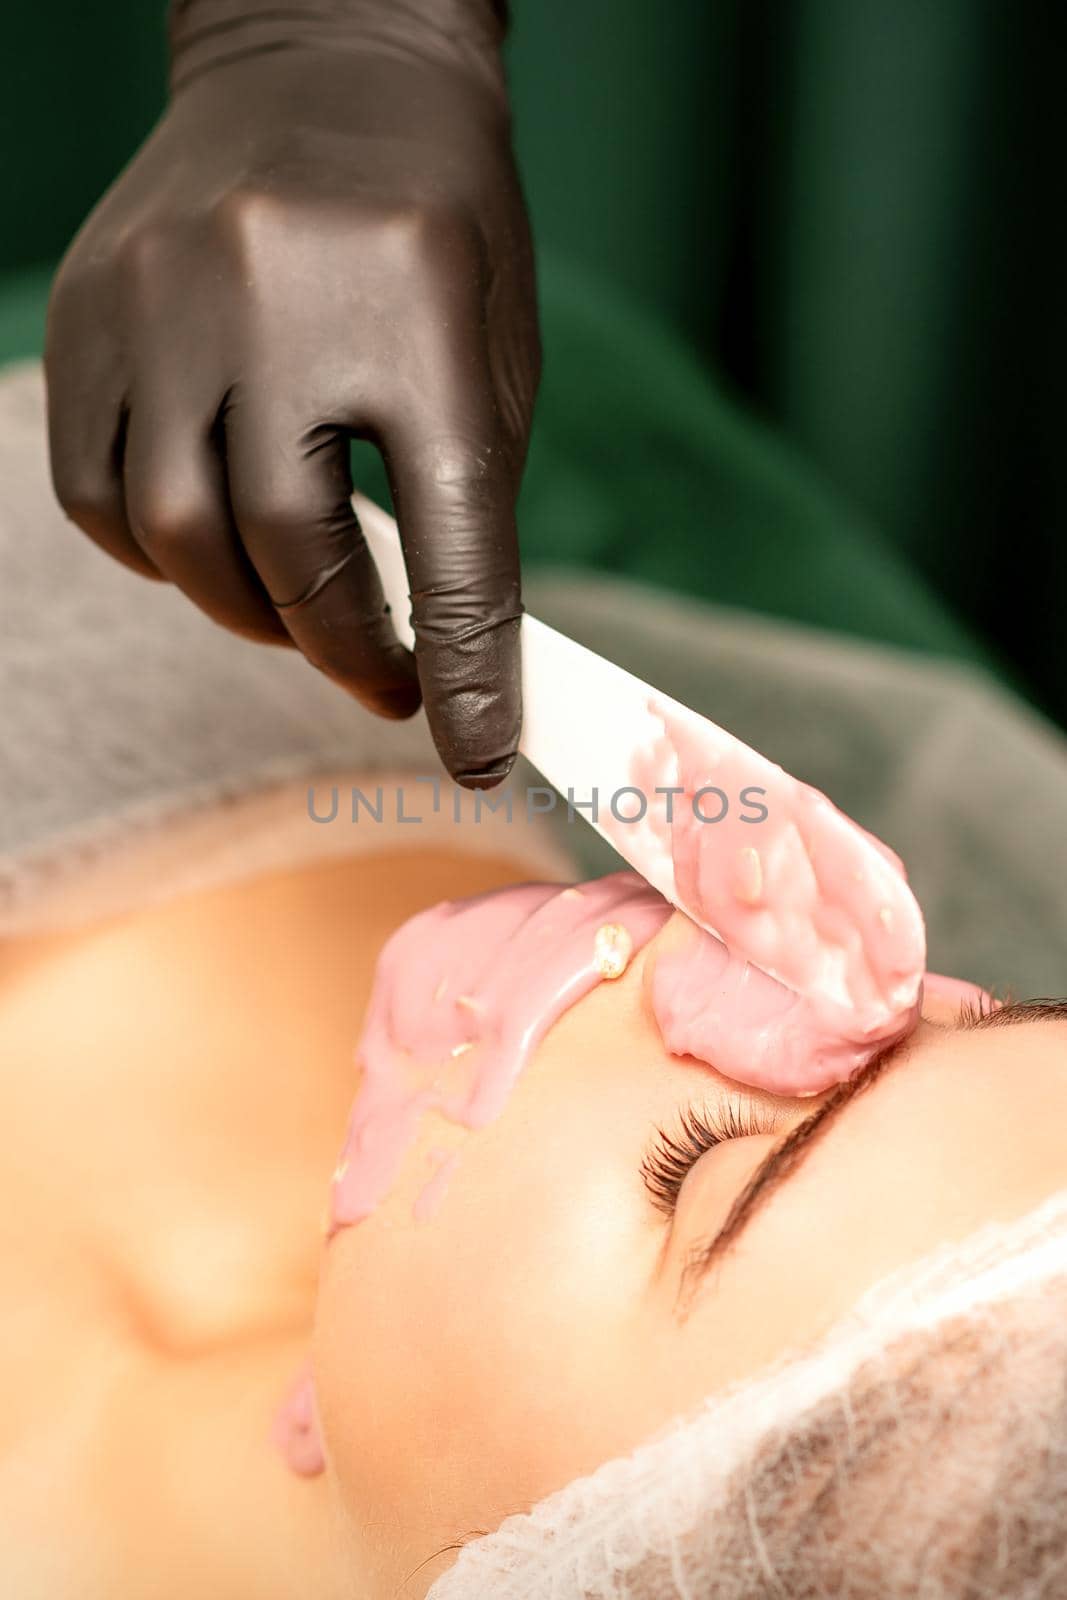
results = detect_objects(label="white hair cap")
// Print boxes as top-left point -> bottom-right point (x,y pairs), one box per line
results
428,1187 -> 1067,1599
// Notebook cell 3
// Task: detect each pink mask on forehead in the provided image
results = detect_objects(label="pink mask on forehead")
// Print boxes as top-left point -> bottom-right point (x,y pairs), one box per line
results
608,698 -> 929,1096
275,873 -> 671,1478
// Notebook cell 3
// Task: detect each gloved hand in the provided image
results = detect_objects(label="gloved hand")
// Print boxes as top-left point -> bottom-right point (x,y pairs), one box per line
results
45,0 -> 538,787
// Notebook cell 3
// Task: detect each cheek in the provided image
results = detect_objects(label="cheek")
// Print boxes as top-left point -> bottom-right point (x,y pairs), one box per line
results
311,1108 -> 667,1542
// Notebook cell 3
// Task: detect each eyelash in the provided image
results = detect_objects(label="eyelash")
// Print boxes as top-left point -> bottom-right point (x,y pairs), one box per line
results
642,992 -> 1002,1217
641,1099 -> 767,1217
956,993 -> 1002,1026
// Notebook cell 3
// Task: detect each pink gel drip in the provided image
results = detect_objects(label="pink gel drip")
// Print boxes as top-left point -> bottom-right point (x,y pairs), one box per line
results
605,699 -> 927,1095
327,874 -> 672,1235
414,1148 -> 462,1223
271,1360 -> 326,1478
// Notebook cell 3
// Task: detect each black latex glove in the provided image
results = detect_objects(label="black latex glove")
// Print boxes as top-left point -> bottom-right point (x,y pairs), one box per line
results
45,0 -> 538,787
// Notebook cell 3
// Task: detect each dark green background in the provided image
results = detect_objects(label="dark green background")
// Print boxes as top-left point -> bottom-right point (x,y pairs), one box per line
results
2,3 -> 1063,715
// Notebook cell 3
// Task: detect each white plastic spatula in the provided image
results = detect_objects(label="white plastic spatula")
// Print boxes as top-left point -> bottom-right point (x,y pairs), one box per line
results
354,490 -> 686,904
353,490 -> 926,1036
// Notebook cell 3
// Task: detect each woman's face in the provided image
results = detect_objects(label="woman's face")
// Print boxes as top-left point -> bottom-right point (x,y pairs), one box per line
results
312,909 -> 1067,1596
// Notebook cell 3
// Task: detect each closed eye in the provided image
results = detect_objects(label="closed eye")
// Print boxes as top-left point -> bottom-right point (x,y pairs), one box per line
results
641,1097 -> 776,1216
642,995 -> 1003,1221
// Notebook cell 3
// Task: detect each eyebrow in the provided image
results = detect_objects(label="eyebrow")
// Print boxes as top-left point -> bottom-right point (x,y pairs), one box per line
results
675,995 -> 1067,1320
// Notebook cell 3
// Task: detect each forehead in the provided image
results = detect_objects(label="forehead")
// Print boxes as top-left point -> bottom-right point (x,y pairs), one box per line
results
756,1017 -> 1067,1245
674,1018 -> 1067,1372
888,1016 -> 1067,1107
800,1018 -> 1067,1188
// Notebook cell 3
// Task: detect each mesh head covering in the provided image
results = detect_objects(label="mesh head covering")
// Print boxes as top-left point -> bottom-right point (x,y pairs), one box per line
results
427,1188 -> 1067,1599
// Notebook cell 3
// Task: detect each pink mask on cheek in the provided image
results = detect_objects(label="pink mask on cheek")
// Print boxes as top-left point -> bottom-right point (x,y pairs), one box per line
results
326,874 -> 672,1236
271,875 -> 671,1480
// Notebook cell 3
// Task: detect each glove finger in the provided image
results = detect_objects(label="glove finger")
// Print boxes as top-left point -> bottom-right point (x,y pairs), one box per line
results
224,395 -> 420,718
381,306 -> 523,789
44,277 -> 159,581
123,387 -> 290,645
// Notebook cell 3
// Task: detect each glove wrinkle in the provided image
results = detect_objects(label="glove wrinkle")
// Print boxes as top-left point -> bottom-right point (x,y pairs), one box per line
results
412,604 -> 524,649
169,1 -> 509,98
270,543 -> 362,612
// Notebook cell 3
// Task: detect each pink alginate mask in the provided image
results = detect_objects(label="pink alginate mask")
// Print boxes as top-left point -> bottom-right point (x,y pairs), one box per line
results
276,706 -> 992,1476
